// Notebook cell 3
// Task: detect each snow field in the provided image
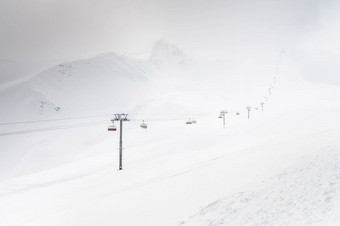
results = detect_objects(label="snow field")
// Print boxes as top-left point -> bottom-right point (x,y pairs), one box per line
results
0,41 -> 340,225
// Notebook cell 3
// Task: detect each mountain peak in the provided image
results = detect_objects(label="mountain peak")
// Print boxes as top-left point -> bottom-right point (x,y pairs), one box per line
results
149,39 -> 189,66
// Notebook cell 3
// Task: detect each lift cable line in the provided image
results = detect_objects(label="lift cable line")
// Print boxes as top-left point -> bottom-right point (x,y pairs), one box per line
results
129,118 -> 199,122
0,114 -> 115,126
0,52 -> 284,174
1,51 -> 284,126
129,112 -> 211,116
0,61 -> 281,137
0,112 -> 212,126
0,116 -> 202,137
0,120 -> 108,137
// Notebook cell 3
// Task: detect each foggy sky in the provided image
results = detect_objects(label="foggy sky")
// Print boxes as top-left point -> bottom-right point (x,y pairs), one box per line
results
0,0 -> 339,62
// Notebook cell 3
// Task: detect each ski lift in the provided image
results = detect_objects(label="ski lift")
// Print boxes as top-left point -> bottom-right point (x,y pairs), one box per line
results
236,112 -> 240,115
140,120 -> 147,129
192,118 -> 197,124
108,125 -> 117,131
186,118 -> 192,124
218,115 -> 223,118
108,120 -> 117,131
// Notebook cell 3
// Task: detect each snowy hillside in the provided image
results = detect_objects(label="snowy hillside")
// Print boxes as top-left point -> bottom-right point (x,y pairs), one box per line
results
0,40 -> 213,180
1,41 -> 340,226
0,53 -> 151,122
0,59 -> 56,84
185,148 -> 340,225
0,51 -> 152,180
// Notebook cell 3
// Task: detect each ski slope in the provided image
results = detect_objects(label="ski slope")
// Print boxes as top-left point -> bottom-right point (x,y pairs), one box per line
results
0,41 -> 340,226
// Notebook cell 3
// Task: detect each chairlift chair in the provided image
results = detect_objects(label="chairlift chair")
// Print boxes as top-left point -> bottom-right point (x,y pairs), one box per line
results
186,118 -> 192,124
140,120 -> 147,129
108,125 -> 117,131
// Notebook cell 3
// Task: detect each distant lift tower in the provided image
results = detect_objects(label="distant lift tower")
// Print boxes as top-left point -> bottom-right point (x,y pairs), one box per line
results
247,106 -> 251,119
246,106 -> 251,119
260,102 -> 265,111
219,110 -> 228,128
110,113 -> 130,170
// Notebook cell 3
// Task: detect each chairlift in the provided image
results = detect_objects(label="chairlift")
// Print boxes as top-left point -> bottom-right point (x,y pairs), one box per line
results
186,118 -> 192,124
236,112 -> 240,115
192,118 -> 197,124
140,120 -> 147,129
108,125 -> 117,131
218,115 -> 223,118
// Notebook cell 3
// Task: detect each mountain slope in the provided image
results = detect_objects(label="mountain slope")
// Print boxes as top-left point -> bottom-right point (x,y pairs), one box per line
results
0,40 -> 210,180
1,41 -> 340,226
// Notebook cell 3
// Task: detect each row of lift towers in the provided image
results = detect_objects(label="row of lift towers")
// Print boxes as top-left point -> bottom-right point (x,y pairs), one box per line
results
108,101 -> 265,170
108,61 -> 275,170
218,102 -> 265,128
107,114 -> 197,170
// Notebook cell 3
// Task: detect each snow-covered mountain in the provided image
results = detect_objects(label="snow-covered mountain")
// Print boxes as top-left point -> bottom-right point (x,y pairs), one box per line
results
149,39 -> 190,67
0,59 -> 59,84
0,40 -> 209,180
1,40 -> 340,226
0,40 -> 207,123
0,52 -> 152,122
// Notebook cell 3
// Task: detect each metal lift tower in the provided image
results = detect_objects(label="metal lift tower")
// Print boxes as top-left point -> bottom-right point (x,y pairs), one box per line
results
112,113 -> 130,170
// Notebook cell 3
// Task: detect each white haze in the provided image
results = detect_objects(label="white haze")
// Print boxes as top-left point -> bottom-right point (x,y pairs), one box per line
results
1,0 -> 340,226
0,0 -> 339,62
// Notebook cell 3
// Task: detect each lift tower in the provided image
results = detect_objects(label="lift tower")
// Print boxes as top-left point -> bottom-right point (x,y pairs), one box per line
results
219,110 -> 228,128
111,113 -> 130,170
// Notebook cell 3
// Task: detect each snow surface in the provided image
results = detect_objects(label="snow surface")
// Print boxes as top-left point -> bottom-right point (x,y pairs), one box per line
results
0,41 -> 340,225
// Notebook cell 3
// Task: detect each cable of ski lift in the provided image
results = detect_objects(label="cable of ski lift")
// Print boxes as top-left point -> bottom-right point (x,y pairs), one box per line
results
0,120 -> 108,137
0,114 -> 115,126
1,52 -> 284,136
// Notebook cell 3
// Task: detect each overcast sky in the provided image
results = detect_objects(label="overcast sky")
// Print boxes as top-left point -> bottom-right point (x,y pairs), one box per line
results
0,0 -> 339,62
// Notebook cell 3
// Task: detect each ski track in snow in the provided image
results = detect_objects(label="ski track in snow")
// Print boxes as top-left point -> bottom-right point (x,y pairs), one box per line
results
183,148 -> 340,226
